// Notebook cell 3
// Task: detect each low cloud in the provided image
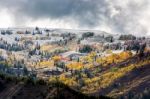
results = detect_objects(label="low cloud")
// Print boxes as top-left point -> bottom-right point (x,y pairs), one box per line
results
0,0 -> 149,35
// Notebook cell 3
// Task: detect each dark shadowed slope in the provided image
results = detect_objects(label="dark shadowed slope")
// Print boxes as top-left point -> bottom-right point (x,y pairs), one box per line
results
0,75 -> 112,99
96,63 -> 150,99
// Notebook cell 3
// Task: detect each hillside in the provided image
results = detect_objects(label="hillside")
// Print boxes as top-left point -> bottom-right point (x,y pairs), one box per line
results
0,28 -> 150,99
89,53 -> 150,99
0,74 -> 111,99
0,53 -> 149,99
96,63 -> 150,99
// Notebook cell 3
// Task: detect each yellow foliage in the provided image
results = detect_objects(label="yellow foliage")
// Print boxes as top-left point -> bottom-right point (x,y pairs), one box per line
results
82,58 -> 150,93
89,52 -> 96,58
41,45 -> 53,51
96,51 -> 133,66
106,49 -> 113,54
82,56 -> 93,63
66,62 -> 83,70
52,55 -> 61,62
59,74 -> 78,87
82,52 -> 96,63
40,60 -> 54,66
36,60 -> 54,68
119,51 -> 132,60
84,63 -> 93,69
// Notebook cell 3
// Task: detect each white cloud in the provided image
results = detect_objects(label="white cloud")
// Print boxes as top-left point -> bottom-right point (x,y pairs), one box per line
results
0,9 -> 14,28
0,0 -> 150,36
25,17 -> 78,29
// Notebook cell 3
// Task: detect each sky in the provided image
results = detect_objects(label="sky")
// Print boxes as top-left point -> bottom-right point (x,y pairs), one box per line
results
0,0 -> 150,35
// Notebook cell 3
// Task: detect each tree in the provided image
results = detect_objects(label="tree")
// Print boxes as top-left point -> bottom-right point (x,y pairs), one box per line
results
82,32 -> 94,39
35,27 -> 39,31
79,45 -> 93,53
119,34 -> 136,40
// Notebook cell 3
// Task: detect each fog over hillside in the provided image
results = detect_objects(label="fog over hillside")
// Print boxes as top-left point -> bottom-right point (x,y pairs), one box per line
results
0,0 -> 150,36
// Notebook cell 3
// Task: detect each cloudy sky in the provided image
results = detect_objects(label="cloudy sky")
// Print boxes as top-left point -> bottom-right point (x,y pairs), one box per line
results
0,0 -> 150,35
